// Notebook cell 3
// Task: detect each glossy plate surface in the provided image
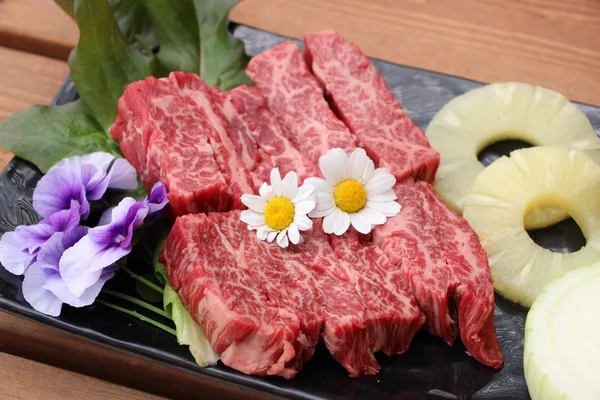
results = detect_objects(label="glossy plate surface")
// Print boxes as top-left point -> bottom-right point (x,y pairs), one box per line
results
1,26 -> 599,400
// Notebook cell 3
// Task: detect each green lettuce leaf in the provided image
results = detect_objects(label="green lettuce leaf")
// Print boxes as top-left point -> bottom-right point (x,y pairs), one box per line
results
194,0 -> 252,90
108,0 -> 159,52
0,100 -> 120,173
69,0 -> 163,130
143,0 -> 200,73
163,284 -> 219,367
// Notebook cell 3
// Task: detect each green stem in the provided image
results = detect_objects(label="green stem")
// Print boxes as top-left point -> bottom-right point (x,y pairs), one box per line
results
120,265 -> 163,294
97,299 -> 176,336
101,288 -> 169,319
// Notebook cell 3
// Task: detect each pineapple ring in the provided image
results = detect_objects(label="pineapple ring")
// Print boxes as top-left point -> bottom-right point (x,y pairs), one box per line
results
463,147 -> 600,308
427,82 -> 600,229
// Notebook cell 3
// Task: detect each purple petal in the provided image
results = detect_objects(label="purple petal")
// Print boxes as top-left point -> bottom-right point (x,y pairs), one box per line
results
88,223 -> 120,247
90,197 -> 147,248
100,197 -> 137,226
36,232 -> 65,271
46,266 -> 116,307
81,164 -> 110,201
14,223 -> 57,254
123,201 -> 149,247
147,182 -> 168,215
60,235 -> 129,296
98,207 -> 114,226
0,231 -> 36,275
33,169 -> 89,218
36,226 -> 88,272
62,225 -> 89,249
107,158 -> 138,190
22,264 -> 63,316
78,152 -> 116,172
42,200 -> 80,232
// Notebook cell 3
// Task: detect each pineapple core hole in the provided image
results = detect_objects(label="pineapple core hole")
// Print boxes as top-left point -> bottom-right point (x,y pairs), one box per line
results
477,139 -> 534,166
525,210 -> 586,254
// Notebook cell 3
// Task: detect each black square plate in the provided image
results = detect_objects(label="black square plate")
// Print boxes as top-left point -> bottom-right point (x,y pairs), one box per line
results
1,26 -> 599,400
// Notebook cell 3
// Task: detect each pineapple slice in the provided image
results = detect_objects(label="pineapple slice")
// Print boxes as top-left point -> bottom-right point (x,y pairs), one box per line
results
463,147 -> 600,308
427,82 -> 600,229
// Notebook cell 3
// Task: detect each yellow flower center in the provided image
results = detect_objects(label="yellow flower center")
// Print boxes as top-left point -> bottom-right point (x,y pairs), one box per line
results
264,197 -> 295,231
334,180 -> 367,213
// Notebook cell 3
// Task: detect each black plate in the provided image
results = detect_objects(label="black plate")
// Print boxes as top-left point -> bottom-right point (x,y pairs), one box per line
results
2,26 -> 600,400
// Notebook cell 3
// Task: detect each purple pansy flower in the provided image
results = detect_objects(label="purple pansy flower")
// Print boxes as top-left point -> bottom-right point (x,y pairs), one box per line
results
60,197 -> 148,297
22,226 -> 117,317
60,183 -> 168,298
146,182 -> 168,215
33,152 -> 137,219
0,200 -> 80,275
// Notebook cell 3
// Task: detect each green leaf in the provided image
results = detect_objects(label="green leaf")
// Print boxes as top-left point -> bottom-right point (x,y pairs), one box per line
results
0,100 -> 121,173
69,0 -> 163,130
136,272 -> 163,303
194,0 -> 252,89
108,0 -> 159,51
163,284 -> 219,366
143,0 -> 200,72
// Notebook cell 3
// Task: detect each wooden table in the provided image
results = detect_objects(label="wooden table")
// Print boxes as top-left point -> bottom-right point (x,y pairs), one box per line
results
0,0 -> 598,398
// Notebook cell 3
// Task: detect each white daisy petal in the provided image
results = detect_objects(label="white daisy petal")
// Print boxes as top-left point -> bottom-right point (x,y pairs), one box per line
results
323,208 -> 343,234
367,190 -> 397,203
309,205 -> 336,218
295,199 -> 316,216
267,231 -> 278,243
304,177 -> 334,194
294,215 -> 313,231
348,148 -> 369,181
292,184 -> 315,204
276,231 -> 289,248
358,207 -> 387,225
367,200 -> 401,217
256,227 -> 269,241
360,160 -> 375,184
259,182 -> 275,200
373,167 -> 391,177
288,223 -> 300,244
319,148 -> 348,185
240,210 -> 266,226
334,212 -> 351,236
270,168 -> 283,197
281,171 -> 298,199
365,172 -> 396,196
350,212 -> 372,234
315,192 -> 335,209
241,194 -> 267,212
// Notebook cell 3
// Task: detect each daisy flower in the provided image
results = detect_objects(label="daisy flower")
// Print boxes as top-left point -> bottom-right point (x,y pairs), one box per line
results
240,168 -> 316,248
306,148 -> 401,235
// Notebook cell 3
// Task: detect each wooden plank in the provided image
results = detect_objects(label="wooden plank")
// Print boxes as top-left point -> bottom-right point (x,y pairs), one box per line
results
0,0 -> 78,60
1,352 -> 164,400
0,46 -> 69,170
230,0 -> 600,106
0,312 -> 272,400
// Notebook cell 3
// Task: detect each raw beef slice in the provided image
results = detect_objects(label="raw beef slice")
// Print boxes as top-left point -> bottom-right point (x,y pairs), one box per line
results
163,211 -> 424,377
304,31 -> 440,183
110,75 -> 230,215
247,41 -> 357,165
373,179 -> 503,369
110,72 -> 255,215
163,213 -> 307,378
329,230 -> 425,358
218,85 -> 319,186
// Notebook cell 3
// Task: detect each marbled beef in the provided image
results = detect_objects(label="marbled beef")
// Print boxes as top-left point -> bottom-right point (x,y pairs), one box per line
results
304,31 -> 440,183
